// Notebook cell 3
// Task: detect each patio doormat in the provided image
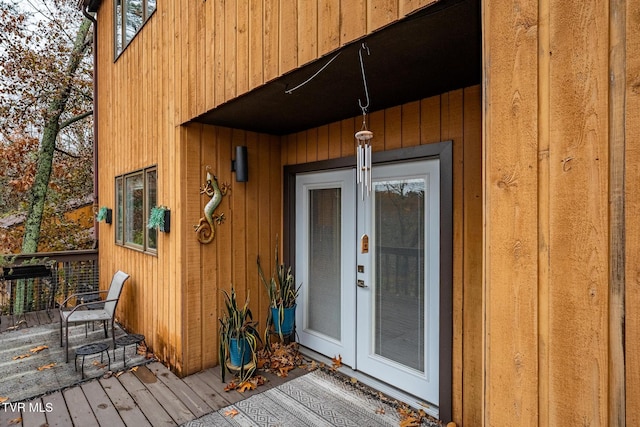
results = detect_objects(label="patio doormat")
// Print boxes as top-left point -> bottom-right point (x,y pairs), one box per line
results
184,369 -> 440,427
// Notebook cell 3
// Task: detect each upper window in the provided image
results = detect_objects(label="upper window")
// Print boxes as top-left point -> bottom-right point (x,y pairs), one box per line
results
114,0 -> 157,57
115,167 -> 157,253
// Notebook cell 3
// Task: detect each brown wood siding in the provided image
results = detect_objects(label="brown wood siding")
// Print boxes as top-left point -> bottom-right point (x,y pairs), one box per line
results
625,0 -> 640,425
484,0 -> 637,425
281,86 -> 483,426
95,0 -> 434,377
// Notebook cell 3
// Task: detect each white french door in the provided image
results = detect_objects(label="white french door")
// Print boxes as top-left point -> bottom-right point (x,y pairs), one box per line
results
295,159 -> 440,406
295,170 -> 357,366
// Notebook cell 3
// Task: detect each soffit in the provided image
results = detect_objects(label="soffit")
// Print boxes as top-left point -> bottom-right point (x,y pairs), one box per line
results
193,0 -> 480,135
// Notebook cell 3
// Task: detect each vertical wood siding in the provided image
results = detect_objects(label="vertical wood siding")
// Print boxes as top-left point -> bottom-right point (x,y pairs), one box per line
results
281,86 -> 483,426
95,0 -> 436,377
484,0 -> 637,425
625,1 -> 640,425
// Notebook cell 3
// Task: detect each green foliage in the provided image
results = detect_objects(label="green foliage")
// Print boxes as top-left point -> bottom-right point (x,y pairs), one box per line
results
257,238 -> 300,342
96,206 -> 108,222
147,205 -> 168,232
218,287 -> 261,383
0,1 -> 95,253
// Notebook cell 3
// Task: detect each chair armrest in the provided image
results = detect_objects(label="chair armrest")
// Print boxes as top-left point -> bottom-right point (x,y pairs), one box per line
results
61,297 -> 119,315
60,289 -> 108,307
60,298 -> 118,316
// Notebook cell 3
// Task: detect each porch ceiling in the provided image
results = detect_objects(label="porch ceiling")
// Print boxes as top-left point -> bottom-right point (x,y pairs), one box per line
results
193,0 -> 480,136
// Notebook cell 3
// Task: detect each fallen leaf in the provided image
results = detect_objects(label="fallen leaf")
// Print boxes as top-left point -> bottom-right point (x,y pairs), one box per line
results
13,353 -> 31,360
8,417 -> 22,425
256,357 -> 267,369
102,371 -> 113,379
224,408 -> 239,417
277,366 -> 293,377
331,354 -> 342,369
0,396 -> 8,403
129,366 -> 138,372
224,381 -> 237,391
253,375 -> 266,386
37,363 -> 55,371
115,371 -> 125,378
399,417 -> 421,427
92,360 -> 107,369
30,345 -> 48,353
236,380 -> 256,393
350,377 -> 358,384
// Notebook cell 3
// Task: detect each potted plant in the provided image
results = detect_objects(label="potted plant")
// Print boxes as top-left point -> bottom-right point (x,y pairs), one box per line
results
257,239 -> 301,343
96,206 -> 112,224
218,286 -> 261,382
147,205 -> 170,232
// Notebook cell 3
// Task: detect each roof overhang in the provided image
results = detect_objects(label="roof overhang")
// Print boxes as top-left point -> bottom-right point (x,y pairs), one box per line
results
193,0 -> 480,135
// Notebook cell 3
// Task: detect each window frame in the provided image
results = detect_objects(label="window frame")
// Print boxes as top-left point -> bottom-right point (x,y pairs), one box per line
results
115,166 -> 158,254
114,0 -> 157,59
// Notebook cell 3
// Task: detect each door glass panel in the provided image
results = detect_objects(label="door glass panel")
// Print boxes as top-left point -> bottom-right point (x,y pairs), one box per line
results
374,179 -> 425,372
308,188 -> 341,340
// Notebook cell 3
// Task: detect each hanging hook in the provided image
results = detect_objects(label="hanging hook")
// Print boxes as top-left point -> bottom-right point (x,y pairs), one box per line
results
358,43 -> 371,115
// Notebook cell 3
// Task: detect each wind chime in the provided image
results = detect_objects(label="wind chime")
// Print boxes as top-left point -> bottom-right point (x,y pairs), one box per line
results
355,43 -> 373,199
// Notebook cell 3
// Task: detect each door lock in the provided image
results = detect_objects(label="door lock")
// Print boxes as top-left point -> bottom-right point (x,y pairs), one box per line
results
357,279 -> 368,288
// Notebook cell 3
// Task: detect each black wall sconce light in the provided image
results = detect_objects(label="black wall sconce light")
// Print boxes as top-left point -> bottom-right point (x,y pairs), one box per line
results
231,146 -> 248,182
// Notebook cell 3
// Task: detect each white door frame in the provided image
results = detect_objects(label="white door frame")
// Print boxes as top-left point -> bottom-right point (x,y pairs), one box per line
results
283,142 -> 454,421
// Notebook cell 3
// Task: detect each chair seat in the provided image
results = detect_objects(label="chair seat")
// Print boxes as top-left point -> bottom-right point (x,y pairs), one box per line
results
61,309 -> 111,323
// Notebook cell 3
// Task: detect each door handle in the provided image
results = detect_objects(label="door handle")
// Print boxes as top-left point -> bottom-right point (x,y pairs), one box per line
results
357,279 -> 368,288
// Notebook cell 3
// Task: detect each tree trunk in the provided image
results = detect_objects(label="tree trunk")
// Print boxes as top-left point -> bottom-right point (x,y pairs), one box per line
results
21,18 -> 92,254
16,18 -> 92,314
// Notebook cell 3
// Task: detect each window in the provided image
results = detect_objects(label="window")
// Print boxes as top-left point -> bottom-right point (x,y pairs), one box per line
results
115,167 -> 157,253
114,0 -> 157,58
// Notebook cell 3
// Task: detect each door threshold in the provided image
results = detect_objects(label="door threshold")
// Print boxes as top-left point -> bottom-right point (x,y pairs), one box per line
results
298,346 -> 439,419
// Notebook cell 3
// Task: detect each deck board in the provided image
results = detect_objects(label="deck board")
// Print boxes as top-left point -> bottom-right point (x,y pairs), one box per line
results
147,361 -> 211,417
194,368 -> 245,404
42,391 -> 72,427
0,401 -> 22,427
117,372 -> 175,426
63,386 -> 99,427
1,317 -> 318,427
132,366 -> 194,425
100,375 -> 152,427
182,373 -> 233,409
20,398 -> 47,427
81,380 -> 126,427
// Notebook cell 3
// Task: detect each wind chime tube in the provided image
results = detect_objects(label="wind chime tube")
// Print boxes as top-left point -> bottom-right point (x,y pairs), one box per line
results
356,142 -> 362,184
366,143 -> 372,195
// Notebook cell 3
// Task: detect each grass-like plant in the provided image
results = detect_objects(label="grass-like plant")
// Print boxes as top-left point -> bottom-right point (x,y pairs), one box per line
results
257,238 -> 300,342
218,286 -> 261,382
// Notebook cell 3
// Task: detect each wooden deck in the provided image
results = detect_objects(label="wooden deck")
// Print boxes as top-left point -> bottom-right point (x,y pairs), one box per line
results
0,311 -> 309,427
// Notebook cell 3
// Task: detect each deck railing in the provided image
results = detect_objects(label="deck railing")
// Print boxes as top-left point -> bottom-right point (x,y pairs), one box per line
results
0,250 -> 99,316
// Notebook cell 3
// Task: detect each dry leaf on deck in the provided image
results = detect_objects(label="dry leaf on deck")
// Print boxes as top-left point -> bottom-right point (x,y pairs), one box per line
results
13,353 -> 30,360
37,363 -> 55,371
8,417 -> 22,425
331,354 -> 342,369
237,380 -> 256,393
399,417 -> 421,427
224,408 -> 239,417
115,371 -> 125,378
129,366 -> 138,372
0,396 -> 8,403
92,360 -> 107,369
224,381 -> 237,391
350,377 -> 358,384
30,345 -> 48,353
277,366 -> 293,377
